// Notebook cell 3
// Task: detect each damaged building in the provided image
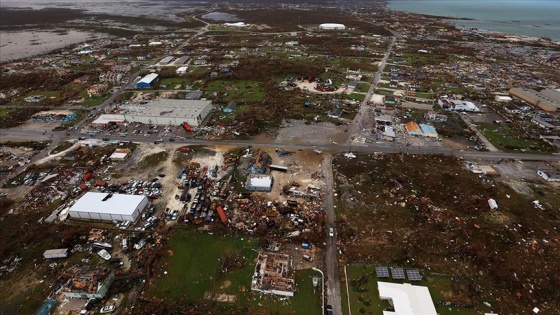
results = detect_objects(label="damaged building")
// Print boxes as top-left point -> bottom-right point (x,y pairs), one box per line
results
251,252 -> 295,297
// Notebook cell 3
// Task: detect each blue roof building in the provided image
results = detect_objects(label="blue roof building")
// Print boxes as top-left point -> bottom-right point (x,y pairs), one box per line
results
136,73 -> 159,88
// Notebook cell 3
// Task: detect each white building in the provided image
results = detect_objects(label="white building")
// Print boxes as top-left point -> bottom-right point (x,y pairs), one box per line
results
438,99 -> 480,112
176,66 -> 188,75
378,282 -> 437,315
246,174 -> 273,192
319,23 -> 346,30
69,192 -> 148,222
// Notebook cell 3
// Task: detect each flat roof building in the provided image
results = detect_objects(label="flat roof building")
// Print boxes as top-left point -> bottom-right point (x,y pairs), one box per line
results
378,282 -> 437,315
121,99 -> 212,127
159,56 -> 174,65
69,192 -> 148,222
509,88 -> 560,112
246,174 -> 273,192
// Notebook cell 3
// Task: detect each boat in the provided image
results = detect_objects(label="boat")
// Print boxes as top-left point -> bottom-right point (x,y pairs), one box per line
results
97,249 -> 112,261
92,242 -> 113,250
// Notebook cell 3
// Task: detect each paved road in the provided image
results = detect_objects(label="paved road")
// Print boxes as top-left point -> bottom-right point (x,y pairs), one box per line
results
346,33 -> 397,143
321,154 -> 342,315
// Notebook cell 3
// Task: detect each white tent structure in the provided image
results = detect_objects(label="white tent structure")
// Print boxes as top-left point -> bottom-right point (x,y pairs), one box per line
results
69,192 -> 148,222
319,23 -> 346,30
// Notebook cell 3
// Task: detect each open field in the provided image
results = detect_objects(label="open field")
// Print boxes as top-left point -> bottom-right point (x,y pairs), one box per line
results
475,122 -> 556,154
333,154 -> 560,314
205,80 -> 266,102
146,229 -> 321,314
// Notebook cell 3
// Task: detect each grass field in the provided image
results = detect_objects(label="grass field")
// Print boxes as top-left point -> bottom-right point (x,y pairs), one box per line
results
159,77 -> 187,89
476,122 -> 555,154
205,80 -> 266,102
147,229 -> 321,314
346,93 -> 365,101
354,83 -> 370,93
342,264 -> 485,315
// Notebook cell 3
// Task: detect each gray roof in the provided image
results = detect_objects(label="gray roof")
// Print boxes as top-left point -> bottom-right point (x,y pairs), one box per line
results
141,99 -> 212,119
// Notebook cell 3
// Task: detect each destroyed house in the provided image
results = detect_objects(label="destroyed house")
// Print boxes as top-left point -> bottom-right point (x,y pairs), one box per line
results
63,271 -> 115,299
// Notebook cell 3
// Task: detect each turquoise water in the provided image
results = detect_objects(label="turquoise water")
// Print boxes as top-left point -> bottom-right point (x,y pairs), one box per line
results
387,0 -> 560,40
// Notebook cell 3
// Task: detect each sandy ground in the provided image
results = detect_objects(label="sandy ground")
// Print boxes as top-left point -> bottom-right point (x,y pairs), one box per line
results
0,121 -> 60,142
0,30 -> 105,63
275,120 -> 348,145
295,81 -> 347,94
259,148 -> 325,201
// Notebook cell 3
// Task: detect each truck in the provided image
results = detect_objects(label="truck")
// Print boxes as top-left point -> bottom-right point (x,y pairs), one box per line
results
43,248 -> 69,259
182,122 -> 192,132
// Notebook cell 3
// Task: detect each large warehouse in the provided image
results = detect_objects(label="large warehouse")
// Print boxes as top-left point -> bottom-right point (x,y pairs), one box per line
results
509,87 -> 560,112
123,99 -> 213,126
69,192 -> 148,222
92,99 -> 213,127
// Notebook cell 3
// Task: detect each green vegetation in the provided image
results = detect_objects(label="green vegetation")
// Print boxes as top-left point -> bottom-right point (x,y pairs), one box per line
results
159,77 -> 188,89
205,80 -> 266,102
476,122 -> 555,154
346,93 -> 365,101
354,83 -> 370,93
147,229 -> 321,314
0,108 -> 12,118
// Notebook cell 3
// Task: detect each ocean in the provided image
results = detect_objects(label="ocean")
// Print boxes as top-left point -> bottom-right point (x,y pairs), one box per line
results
387,0 -> 560,40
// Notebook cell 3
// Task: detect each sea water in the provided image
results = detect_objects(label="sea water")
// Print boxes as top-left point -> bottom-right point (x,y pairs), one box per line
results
387,0 -> 560,40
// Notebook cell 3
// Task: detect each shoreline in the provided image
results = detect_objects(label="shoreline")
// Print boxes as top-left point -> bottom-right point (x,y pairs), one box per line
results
387,10 -> 560,43
386,1 -> 560,42
0,30 -> 108,63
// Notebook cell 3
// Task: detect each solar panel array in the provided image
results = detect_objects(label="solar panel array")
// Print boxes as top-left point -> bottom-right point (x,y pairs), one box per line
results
391,267 -> 405,279
407,269 -> 422,281
375,266 -> 389,278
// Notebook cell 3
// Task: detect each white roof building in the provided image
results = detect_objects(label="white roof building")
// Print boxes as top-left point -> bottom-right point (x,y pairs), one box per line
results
246,174 -> 273,192
176,66 -> 188,74
91,114 -> 126,126
378,282 -> 437,315
320,23 -> 346,30
69,192 -> 148,222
